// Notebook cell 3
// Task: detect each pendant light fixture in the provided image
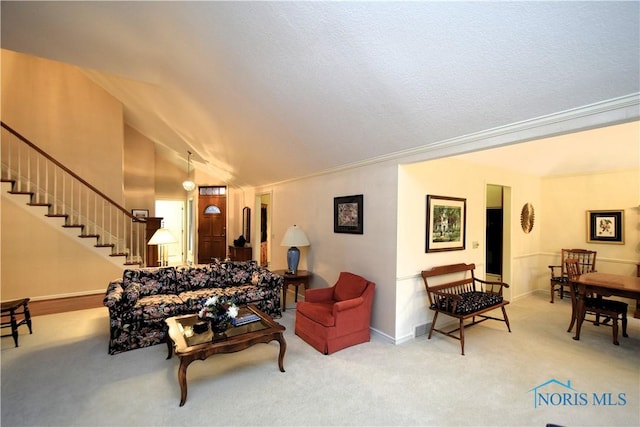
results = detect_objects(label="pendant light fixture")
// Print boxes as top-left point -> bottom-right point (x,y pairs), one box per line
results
182,151 -> 196,192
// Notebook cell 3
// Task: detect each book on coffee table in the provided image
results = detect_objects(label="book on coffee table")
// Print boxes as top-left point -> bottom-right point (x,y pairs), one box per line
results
232,312 -> 261,326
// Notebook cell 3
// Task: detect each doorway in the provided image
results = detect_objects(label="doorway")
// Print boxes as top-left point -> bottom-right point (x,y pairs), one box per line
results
155,200 -> 184,266
197,186 -> 227,263
256,192 -> 272,267
485,184 -> 511,300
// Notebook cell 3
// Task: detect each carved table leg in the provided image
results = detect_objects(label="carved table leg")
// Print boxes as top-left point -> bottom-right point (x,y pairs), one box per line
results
166,337 -> 174,360
276,333 -> 287,372
178,357 -> 193,406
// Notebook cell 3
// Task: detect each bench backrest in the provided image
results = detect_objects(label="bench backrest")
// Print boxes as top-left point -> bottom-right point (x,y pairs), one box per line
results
421,263 -> 477,306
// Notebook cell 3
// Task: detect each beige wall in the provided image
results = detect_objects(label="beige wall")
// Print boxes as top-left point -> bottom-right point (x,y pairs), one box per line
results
1,49 -> 126,300
1,189 -> 123,299
256,160 -> 400,339
1,49 -> 125,204
397,157 -> 543,341
541,169 -> 639,276
124,125 -> 156,214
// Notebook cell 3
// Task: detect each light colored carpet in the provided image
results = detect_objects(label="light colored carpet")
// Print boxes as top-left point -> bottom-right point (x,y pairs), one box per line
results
1,292 -> 638,427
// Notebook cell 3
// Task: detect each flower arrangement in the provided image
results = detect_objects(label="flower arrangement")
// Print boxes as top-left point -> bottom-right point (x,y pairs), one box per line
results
198,296 -> 239,332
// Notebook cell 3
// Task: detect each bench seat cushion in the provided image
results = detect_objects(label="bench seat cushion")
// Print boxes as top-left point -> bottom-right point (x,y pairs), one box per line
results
431,291 -> 503,315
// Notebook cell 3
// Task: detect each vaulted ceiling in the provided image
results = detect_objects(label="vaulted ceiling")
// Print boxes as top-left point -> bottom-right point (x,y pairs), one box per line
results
2,1 -> 639,187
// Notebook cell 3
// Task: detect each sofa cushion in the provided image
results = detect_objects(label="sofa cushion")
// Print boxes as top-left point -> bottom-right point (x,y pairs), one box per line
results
175,265 -> 221,292
135,267 -> 178,296
178,288 -> 226,313
122,269 -> 139,286
217,261 -> 259,287
130,294 -> 186,322
333,272 -> 369,302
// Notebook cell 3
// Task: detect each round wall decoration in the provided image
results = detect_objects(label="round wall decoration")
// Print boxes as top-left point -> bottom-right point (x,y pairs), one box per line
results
520,203 -> 535,233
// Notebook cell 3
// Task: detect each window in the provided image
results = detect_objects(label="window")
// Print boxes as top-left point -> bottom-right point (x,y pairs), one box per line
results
204,205 -> 221,214
199,186 -> 226,196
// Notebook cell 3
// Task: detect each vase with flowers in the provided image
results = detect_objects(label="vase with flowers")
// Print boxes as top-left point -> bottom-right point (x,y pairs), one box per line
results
198,296 -> 239,339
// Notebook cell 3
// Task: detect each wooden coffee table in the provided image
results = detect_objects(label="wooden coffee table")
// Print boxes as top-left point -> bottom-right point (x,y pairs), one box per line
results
165,305 -> 286,406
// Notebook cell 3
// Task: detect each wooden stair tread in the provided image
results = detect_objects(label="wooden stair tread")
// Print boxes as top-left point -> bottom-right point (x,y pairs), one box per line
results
4,178 -> 143,267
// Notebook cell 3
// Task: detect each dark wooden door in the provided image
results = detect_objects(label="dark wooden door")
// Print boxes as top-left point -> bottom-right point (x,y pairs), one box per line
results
198,186 -> 227,263
486,208 -> 503,275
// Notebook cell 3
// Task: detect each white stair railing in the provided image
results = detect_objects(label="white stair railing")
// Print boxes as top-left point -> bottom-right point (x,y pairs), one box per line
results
1,122 -> 146,266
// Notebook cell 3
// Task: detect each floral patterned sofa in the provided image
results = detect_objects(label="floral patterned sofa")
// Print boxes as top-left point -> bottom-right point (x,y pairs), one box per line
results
103,260 -> 283,354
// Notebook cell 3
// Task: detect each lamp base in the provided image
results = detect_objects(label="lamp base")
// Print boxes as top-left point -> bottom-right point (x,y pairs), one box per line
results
287,246 -> 300,274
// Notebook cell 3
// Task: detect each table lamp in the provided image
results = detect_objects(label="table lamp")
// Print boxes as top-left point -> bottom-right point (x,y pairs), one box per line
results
281,225 -> 310,274
148,227 -> 177,266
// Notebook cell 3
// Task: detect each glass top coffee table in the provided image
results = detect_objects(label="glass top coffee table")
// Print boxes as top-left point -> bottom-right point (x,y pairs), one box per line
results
165,304 -> 286,406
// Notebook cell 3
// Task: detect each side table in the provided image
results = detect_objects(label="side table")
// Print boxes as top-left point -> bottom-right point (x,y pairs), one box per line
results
272,270 -> 312,311
1,298 -> 33,347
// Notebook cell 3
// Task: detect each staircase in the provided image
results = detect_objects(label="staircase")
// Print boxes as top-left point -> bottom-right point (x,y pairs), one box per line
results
1,122 -> 146,266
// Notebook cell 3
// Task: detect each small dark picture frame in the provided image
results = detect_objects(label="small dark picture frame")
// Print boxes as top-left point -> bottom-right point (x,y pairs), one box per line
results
587,210 -> 624,244
131,209 -> 149,219
426,195 -> 466,252
334,194 -> 364,234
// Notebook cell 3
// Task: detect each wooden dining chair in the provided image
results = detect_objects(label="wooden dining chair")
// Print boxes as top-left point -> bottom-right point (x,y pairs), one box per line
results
549,249 -> 596,303
565,259 -> 628,345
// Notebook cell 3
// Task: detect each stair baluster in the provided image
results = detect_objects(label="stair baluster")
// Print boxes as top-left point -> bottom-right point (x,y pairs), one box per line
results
1,122 -> 146,266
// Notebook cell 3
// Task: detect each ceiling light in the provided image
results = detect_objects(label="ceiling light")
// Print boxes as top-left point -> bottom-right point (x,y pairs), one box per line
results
182,151 -> 196,192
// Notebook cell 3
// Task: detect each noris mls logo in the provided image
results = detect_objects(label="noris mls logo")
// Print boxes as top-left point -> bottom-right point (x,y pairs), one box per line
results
528,379 -> 627,409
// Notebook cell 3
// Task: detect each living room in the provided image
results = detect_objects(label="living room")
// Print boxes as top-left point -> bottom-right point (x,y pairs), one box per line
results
1,3 -> 639,425
2,46 -> 638,344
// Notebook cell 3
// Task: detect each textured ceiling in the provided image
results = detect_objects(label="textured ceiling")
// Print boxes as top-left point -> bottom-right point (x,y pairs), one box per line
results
2,1 -> 639,187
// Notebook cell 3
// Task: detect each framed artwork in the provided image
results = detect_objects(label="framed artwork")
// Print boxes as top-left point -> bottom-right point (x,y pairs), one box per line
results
426,195 -> 466,252
131,209 -> 149,219
334,194 -> 364,234
587,210 -> 624,244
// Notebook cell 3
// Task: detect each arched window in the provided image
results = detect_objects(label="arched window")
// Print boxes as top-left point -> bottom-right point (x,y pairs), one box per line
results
204,205 -> 221,214
204,205 -> 221,215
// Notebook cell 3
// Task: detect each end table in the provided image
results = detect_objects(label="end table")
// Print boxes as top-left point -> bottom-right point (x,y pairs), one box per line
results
273,270 -> 312,311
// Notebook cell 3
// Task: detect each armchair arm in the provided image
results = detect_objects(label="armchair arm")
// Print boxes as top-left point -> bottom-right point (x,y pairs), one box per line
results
548,265 -> 563,278
305,286 -> 335,303
333,296 -> 364,313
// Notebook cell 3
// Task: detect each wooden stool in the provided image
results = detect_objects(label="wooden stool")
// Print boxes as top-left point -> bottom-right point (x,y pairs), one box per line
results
1,298 -> 33,347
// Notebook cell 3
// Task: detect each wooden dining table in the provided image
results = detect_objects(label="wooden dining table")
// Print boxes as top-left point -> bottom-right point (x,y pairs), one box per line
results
573,272 -> 640,341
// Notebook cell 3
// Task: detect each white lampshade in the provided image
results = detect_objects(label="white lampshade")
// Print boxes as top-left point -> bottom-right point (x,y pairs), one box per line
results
281,225 -> 310,247
148,228 -> 177,245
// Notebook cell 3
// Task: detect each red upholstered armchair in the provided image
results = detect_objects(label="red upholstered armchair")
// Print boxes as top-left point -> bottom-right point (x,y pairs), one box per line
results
295,272 -> 375,354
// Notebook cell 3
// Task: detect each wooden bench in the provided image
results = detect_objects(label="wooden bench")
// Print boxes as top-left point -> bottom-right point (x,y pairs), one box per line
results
421,263 -> 511,355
